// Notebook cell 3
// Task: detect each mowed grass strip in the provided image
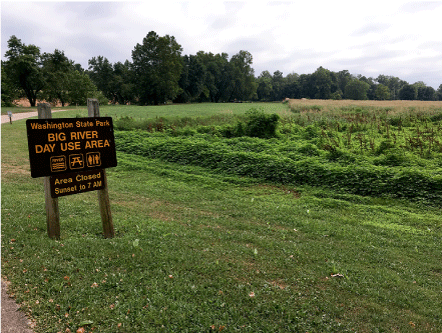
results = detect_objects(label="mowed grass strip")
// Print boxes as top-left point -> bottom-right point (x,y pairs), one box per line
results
2,109 -> 442,332
1,102 -> 288,118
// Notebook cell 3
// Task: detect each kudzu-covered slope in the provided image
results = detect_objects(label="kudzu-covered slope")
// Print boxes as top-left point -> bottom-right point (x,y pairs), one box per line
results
115,131 -> 442,205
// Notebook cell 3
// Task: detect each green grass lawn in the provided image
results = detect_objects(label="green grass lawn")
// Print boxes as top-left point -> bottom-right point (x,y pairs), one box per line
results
1,102 -> 288,117
2,104 -> 442,332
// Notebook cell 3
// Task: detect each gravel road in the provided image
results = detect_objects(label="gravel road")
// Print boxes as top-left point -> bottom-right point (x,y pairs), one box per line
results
1,110 -> 67,124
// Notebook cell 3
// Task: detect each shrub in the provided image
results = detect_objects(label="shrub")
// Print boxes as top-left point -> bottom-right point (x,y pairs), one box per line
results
375,140 -> 395,155
196,125 -> 217,135
219,124 -> 236,138
297,143 -> 320,156
388,116 -> 403,127
244,108 -> 280,138
373,152 -> 408,167
178,127 -> 198,136
303,125 -> 319,140
325,148 -> 356,163
114,116 -> 136,131
330,91 -> 343,100
430,112 -> 442,122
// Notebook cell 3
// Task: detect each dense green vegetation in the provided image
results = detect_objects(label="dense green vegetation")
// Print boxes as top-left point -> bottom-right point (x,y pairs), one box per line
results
1,36 -> 105,107
2,102 -> 442,332
113,103 -> 442,205
3,33 -> 442,108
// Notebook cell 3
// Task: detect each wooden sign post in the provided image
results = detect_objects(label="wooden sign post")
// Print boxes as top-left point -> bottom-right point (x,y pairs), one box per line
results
87,98 -> 114,238
37,103 -> 61,239
30,101 -> 116,239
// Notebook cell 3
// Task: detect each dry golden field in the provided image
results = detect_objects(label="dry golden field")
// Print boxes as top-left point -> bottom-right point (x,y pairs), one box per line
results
288,98 -> 442,113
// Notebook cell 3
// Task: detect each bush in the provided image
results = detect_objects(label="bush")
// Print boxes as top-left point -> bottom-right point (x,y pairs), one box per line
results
430,112 -> 442,122
114,116 -> 136,131
303,125 -> 319,140
375,140 -> 395,155
373,152 -> 408,167
330,91 -> 343,100
388,116 -> 402,127
297,143 -> 320,156
244,108 -> 280,138
326,148 -> 356,163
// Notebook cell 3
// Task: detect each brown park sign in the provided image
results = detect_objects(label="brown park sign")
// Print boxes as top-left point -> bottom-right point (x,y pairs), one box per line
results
26,117 -> 117,178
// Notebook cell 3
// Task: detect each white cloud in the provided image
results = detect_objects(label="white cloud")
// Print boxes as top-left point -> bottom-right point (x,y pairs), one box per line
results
2,1 -> 441,88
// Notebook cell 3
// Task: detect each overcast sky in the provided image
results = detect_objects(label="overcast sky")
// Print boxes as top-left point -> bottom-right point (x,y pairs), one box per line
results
2,1 -> 442,89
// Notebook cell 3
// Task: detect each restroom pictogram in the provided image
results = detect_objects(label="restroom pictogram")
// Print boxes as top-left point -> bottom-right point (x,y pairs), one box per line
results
86,152 -> 101,167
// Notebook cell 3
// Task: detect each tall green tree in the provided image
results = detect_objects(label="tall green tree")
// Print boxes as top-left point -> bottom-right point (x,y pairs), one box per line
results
256,71 -> 273,101
358,75 -> 376,100
414,81 -> 435,101
282,72 -> 301,99
87,56 -> 115,102
214,53 -> 234,102
38,49 -> 101,106
336,70 -> 352,96
311,66 -> 333,99
436,84 -> 442,101
66,71 -> 104,106
40,49 -> 74,106
399,83 -> 417,100
3,35 -> 45,106
271,70 -> 284,101
344,79 -> 370,100
374,84 -> 391,100
229,50 -> 256,101
113,60 -> 136,104
1,61 -> 21,106
299,73 -> 314,99
376,75 -> 406,100
131,31 -> 183,105
420,86 -> 435,101
177,54 -> 207,103
195,51 -> 233,102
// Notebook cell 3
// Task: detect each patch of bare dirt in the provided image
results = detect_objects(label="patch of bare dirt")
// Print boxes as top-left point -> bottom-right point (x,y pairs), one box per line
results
1,157 -> 31,180
1,163 -> 30,176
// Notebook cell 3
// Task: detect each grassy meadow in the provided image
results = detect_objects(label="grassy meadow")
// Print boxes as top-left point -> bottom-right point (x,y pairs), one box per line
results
1,100 -> 442,332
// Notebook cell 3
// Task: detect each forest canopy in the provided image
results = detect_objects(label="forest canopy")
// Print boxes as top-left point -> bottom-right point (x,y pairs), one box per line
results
2,33 -> 442,107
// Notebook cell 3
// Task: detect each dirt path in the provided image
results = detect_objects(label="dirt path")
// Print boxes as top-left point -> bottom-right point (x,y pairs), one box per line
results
1,110 -> 67,124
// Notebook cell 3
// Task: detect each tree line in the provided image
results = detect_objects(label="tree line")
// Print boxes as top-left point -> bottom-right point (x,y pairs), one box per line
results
2,32 -> 442,107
